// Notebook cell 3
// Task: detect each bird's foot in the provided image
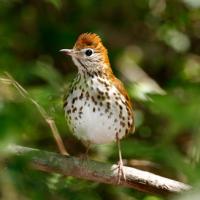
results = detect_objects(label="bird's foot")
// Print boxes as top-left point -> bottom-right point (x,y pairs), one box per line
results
79,142 -> 91,162
117,159 -> 126,184
79,153 -> 89,162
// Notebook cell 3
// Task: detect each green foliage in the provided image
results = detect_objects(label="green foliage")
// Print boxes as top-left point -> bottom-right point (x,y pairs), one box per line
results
1,0 -> 200,199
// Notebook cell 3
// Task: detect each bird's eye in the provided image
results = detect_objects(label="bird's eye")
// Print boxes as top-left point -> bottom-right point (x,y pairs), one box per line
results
85,49 -> 93,56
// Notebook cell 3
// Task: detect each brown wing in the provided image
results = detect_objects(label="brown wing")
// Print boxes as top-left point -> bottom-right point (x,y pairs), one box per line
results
110,74 -> 135,134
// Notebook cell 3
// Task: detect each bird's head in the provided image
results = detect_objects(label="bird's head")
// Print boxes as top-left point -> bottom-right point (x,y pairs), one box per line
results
60,33 -> 111,74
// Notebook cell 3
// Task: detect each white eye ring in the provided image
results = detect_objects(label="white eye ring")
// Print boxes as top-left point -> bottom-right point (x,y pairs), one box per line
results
85,48 -> 93,56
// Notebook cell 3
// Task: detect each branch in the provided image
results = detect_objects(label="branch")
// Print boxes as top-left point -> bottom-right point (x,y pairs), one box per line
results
6,145 -> 191,196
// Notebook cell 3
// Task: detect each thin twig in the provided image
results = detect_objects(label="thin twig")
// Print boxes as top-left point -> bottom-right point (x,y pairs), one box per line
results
0,73 -> 69,156
6,145 -> 192,196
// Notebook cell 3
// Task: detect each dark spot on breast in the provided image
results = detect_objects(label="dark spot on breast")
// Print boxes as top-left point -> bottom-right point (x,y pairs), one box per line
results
127,109 -> 131,115
101,96 -> 106,100
72,97 -> 78,104
106,102 -> 110,109
91,96 -> 97,105
86,91 -> 90,100
63,101 -> 68,108
120,121 -> 125,127
72,107 -> 77,113
97,71 -> 101,76
108,112 -> 113,118
122,101 -> 126,106
97,88 -> 104,95
119,110 -> 123,118
79,93 -> 83,100
128,121 -> 132,127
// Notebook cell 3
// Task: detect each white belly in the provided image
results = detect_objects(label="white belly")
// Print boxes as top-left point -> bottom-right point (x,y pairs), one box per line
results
64,75 -> 132,144
67,100 -> 123,144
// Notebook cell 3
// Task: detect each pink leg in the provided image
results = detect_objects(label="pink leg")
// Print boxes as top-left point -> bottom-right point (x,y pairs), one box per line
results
116,133 -> 126,184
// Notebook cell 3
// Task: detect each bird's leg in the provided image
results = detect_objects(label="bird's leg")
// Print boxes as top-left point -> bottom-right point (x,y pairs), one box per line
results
116,133 -> 126,184
80,141 -> 91,161
85,142 -> 91,157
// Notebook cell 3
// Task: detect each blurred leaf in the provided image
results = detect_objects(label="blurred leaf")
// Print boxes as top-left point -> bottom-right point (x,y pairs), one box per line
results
45,0 -> 62,9
158,26 -> 190,53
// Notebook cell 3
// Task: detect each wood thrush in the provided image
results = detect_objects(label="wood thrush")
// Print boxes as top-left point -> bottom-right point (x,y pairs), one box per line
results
60,33 -> 134,183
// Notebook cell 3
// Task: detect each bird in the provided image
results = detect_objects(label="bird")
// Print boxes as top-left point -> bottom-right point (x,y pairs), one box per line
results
60,33 -> 134,183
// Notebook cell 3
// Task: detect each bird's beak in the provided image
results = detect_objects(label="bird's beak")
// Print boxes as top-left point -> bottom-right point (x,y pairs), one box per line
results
59,49 -> 75,56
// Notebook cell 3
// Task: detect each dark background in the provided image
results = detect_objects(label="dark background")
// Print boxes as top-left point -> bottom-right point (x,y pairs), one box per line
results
1,0 -> 200,199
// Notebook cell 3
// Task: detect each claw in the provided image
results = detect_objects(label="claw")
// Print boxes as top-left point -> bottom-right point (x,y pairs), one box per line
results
117,159 -> 126,184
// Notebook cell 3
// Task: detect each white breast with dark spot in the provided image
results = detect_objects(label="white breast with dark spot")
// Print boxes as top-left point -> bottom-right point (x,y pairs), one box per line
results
64,74 -> 132,144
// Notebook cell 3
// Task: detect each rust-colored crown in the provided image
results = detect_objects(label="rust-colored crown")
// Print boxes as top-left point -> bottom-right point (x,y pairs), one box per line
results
75,33 -> 102,49
74,33 -> 110,65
